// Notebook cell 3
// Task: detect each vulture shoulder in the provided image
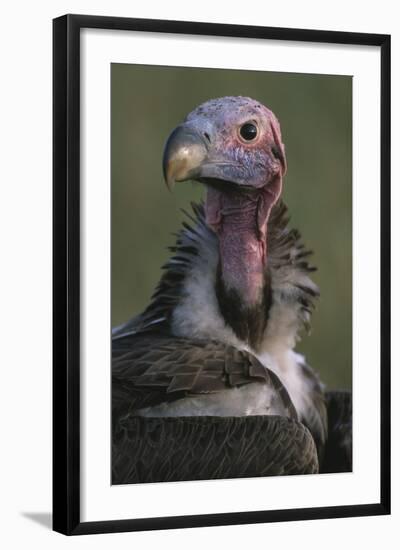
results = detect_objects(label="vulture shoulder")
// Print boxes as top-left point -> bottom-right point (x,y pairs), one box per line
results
112,335 -> 322,484
112,333 -> 297,419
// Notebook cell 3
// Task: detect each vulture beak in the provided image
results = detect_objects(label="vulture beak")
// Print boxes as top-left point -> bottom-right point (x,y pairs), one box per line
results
162,125 -> 208,191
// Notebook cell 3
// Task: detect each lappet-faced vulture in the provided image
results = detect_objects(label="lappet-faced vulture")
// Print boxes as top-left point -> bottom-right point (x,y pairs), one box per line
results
112,96 -> 352,484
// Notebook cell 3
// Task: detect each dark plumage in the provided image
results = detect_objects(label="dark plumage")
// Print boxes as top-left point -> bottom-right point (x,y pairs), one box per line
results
113,416 -> 319,484
113,334 -> 297,416
321,390 -> 352,473
112,96 -> 351,483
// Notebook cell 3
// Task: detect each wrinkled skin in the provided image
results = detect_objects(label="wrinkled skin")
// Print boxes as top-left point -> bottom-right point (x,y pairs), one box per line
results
163,96 -> 287,307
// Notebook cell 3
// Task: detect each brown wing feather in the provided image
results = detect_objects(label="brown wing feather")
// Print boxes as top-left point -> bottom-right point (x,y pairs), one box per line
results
112,415 -> 318,484
113,333 -> 297,419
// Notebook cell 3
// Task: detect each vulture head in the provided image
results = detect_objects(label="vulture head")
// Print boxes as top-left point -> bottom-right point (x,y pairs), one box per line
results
163,96 -> 287,343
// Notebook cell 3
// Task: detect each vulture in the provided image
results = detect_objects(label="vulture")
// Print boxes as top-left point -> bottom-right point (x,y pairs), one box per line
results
112,96 -> 352,484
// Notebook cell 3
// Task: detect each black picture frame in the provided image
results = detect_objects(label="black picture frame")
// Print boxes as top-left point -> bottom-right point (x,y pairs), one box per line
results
53,13 -> 391,535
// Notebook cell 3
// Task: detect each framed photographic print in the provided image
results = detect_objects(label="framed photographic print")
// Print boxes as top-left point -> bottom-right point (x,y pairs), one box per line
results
53,14 -> 391,535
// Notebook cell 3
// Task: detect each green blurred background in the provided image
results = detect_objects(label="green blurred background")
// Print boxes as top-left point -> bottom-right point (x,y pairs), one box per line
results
111,64 -> 352,390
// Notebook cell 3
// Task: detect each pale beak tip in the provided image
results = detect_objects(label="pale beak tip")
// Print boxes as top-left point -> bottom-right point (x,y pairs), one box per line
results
163,160 -> 177,192
162,125 -> 208,192
165,176 -> 175,192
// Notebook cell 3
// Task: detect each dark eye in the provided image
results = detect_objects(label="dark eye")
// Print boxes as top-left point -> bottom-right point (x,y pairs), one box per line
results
239,122 -> 258,141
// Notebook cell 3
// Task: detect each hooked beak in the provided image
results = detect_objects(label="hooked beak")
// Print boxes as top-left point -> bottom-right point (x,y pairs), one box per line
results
162,125 -> 208,191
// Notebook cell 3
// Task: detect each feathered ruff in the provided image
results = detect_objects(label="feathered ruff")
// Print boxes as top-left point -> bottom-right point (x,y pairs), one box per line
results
112,200 -> 319,340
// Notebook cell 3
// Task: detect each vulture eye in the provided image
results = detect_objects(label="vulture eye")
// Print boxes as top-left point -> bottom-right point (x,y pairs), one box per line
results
239,122 -> 258,141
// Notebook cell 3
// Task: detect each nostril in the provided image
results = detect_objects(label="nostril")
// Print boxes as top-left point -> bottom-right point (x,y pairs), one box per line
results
204,132 -> 211,143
